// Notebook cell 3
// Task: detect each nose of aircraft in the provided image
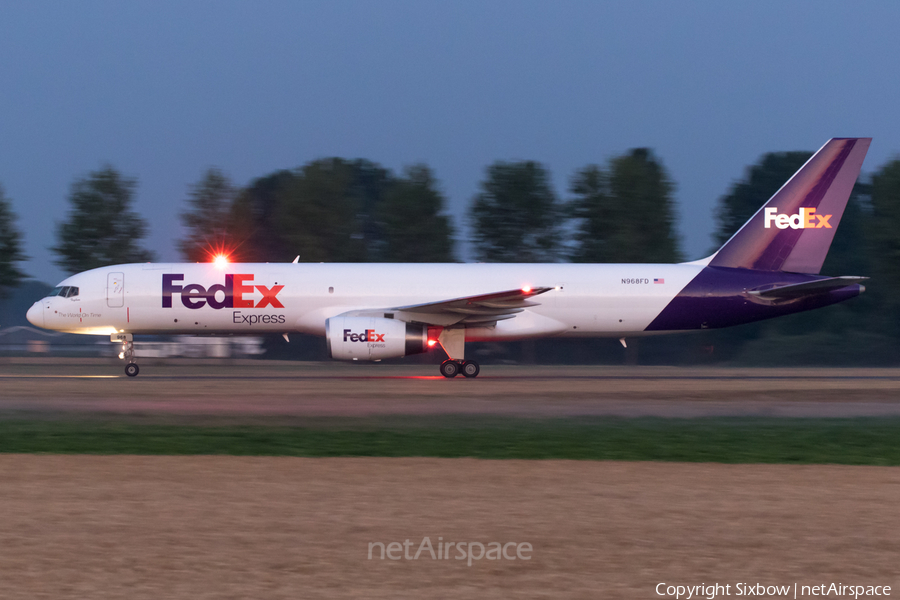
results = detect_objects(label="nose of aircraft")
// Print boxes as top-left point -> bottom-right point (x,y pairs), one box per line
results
26,302 -> 44,328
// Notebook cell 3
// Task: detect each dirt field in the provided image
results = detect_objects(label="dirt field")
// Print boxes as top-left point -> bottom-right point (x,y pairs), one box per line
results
0,456 -> 897,599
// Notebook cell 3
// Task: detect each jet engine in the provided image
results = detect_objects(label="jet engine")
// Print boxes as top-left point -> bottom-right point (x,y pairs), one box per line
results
326,316 -> 428,361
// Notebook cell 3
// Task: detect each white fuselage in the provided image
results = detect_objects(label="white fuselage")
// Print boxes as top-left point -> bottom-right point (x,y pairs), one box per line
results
30,262 -> 704,340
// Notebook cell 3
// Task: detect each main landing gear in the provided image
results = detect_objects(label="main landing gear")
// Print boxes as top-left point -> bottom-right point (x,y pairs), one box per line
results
440,359 -> 480,378
436,328 -> 480,378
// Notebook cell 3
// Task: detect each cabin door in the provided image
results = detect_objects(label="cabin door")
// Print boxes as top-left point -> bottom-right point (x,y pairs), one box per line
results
107,272 -> 124,307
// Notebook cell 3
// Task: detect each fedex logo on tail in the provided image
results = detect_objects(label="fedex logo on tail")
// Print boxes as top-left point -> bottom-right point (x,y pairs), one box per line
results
162,274 -> 284,310
764,207 -> 832,230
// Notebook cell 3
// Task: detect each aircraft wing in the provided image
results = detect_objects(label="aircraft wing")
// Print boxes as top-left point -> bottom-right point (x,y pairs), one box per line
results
388,286 -> 555,326
747,276 -> 868,301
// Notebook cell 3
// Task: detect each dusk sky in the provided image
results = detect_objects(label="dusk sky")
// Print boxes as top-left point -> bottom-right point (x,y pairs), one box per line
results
2,1 -> 899,285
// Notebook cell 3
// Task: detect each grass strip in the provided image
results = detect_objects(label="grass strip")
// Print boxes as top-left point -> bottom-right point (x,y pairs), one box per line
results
0,417 -> 899,464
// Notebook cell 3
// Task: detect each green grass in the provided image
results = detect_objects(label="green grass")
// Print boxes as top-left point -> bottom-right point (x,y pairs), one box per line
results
1,417 -> 900,464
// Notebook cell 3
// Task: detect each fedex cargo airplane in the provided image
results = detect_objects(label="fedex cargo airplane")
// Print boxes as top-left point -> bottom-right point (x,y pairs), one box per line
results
27,138 -> 870,378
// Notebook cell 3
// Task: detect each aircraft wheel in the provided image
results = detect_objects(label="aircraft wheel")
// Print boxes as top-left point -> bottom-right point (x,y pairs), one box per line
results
125,363 -> 140,377
440,360 -> 459,378
461,360 -> 480,378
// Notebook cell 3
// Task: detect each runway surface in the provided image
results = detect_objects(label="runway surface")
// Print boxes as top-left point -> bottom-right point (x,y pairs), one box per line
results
1,359 -> 899,418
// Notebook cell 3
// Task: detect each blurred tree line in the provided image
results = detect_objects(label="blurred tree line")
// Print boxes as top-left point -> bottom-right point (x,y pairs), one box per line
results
180,160 -> 455,264
0,184 -> 27,299
2,146 -> 899,364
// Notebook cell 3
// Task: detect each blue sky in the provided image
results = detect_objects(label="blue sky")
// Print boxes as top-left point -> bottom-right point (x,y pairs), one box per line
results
1,1 -> 898,284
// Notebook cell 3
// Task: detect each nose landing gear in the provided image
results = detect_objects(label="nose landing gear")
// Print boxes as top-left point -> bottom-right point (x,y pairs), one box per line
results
121,340 -> 140,377
112,333 -> 140,377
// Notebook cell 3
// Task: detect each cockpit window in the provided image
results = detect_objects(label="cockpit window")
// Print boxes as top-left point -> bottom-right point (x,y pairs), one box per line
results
46,286 -> 79,298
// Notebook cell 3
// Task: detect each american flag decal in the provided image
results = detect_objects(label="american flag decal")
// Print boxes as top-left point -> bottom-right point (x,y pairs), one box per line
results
654,278 -> 664,284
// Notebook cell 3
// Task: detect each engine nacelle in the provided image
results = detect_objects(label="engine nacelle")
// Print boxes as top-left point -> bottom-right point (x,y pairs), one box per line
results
326,316 -> 428,361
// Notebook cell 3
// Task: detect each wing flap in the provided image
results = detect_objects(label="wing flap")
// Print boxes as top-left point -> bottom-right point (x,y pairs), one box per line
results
476,300 -> 542,309
394,287 -> 553,313
390,286 -> 554,326
445,307 -> 525,316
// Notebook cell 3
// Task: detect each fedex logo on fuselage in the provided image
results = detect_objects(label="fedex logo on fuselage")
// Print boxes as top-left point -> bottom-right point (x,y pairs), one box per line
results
764,207 -> 832,229
343,329 -> 385,343
162,274 -> 284,310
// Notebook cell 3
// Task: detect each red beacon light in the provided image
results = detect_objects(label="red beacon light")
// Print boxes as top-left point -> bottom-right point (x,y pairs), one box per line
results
213,254 -> 230,269
521,286 -> 532,293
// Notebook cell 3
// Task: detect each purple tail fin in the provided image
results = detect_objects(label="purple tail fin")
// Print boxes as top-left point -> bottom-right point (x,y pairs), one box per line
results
709,138 -> 871,274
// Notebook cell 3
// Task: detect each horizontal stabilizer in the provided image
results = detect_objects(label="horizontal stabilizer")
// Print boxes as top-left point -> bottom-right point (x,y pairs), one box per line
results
747,276 -> 868,300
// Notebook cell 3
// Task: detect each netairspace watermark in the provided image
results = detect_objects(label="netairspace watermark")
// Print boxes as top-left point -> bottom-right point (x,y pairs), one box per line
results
368,537 -> 532,567
656,582 -> 892,599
